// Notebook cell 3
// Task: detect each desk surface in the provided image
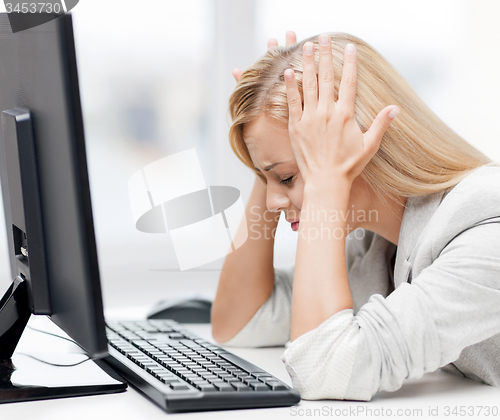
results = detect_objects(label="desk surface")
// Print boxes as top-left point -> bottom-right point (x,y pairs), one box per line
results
1,306 -> 500,420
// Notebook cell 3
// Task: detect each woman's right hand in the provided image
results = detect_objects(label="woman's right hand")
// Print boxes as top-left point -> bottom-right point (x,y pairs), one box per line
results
231,31 -> 297,82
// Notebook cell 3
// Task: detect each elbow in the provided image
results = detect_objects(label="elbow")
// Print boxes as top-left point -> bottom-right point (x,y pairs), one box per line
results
284,357 -> 373,401
282,323 -> 372,401
210,307 -> 226,344
211,322 -> 230,345
211,294 -> 259,345
210,302 -> 236,344
282,358 -> 332,401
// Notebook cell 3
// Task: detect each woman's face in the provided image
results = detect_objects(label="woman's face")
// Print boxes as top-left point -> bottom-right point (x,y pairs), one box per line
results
243,115 -> 304,229
243,114 -> 369,232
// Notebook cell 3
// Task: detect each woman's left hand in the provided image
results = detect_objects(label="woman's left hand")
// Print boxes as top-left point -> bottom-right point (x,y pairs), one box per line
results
284,34 -> 400,187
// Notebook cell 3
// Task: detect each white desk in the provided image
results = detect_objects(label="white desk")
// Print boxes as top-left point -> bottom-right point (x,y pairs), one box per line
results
1,307 -> 499,420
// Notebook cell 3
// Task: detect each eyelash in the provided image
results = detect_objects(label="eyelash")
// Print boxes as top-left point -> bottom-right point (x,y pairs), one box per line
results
280,176 -> 294,185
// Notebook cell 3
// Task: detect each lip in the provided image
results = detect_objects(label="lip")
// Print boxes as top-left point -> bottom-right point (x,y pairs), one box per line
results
287,219 -> 300,232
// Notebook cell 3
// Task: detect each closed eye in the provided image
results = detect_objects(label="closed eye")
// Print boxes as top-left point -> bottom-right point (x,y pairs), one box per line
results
280,176 -> 294,185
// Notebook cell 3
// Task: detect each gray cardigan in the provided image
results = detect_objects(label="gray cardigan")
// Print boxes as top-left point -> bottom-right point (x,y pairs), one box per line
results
223,164 -> 500,400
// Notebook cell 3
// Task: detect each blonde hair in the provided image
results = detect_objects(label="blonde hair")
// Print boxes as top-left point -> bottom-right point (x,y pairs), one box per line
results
228,32 -> 491,199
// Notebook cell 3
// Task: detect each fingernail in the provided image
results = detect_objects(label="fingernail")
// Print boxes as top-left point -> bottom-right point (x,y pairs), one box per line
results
319,34 -> 330,46
305,42 -> 314,56
285,69 -> 294,80
346,44 -> 355,54
388,107 -> 400,118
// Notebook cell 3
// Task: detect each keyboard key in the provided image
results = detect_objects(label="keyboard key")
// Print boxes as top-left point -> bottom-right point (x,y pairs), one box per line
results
204,345 -> 219,350
190,378 -> 209,383
149,366 -> 169,372
157,372 -> 176,378
214,383 -> 236,392
142,361 -> 160,367
204,364 -> 218,369
211,380 -> 227,387
219,353 -> 266,373
253,373 -> 273,378
246,380 -> 262,387
266,381 -> 288,391
232,382 -> 250,391
251,383 -> 270,391
163,378 -> 181,385
199,371 -> 214,377
197,384 -> 217,392
170,383 -> 190,391
179,340 -> 199,348
171,342 -> 188,348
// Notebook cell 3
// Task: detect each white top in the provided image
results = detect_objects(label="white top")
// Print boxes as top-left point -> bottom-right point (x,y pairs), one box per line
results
222,165 -> 500,401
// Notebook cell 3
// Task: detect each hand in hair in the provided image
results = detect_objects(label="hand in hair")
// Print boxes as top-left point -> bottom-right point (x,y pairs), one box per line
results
231,31 -> 297,82
284,35 -> 400,186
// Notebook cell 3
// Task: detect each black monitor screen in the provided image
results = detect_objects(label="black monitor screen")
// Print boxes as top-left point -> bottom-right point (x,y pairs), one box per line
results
0,13 -> 107,357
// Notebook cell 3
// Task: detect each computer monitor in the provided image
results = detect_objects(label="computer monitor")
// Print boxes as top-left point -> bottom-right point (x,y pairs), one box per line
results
0,13 -> 126,401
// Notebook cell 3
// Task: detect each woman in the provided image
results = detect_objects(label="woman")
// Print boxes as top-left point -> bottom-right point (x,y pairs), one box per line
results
211,31 -> 500,401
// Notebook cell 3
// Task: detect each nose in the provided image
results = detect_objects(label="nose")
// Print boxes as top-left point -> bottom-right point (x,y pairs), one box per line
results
266,183 -> 290,212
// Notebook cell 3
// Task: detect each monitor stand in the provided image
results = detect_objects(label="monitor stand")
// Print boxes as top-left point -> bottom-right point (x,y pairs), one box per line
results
0,275 -> 126,403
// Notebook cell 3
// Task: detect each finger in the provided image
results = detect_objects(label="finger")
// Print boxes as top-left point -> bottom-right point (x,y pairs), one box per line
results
232,68 -> 243,82
364,106 -> 400,155
284,69 -> 302,124
317,34 -> 335,106
302,42 -> 318,110
267,38 -> 278,49
338,43 -> 357,115
286,31 -> 297,46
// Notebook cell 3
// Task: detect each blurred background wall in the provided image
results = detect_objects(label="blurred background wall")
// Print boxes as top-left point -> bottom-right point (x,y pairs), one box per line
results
0,0 -> 499,309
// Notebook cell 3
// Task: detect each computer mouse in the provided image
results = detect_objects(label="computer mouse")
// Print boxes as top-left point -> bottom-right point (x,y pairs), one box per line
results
146,294 -> 212,323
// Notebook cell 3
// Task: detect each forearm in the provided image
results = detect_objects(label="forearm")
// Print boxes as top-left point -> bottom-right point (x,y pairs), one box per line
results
290,179 -> 354,341
212,177 -> 279,343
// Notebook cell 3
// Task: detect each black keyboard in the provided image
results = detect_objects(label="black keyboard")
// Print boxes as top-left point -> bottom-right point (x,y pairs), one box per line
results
104,320 -> 300,412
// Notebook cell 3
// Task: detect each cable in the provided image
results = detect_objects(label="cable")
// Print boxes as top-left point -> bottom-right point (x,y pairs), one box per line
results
26,324 -> 87,351
16,324 -> 96,368
16,352 -> 96,367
